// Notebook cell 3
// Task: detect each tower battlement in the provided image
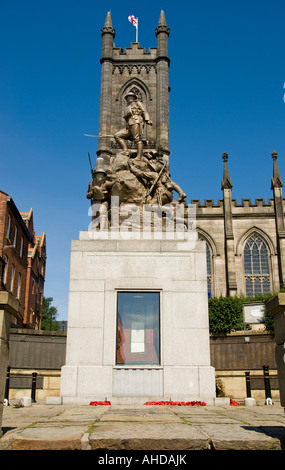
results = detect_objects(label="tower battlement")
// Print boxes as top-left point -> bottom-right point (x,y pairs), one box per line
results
113,44 -> 158,59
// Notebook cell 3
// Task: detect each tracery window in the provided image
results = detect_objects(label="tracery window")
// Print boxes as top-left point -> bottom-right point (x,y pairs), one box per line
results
243,235 -> 271,297
198,235 -> 212,298
127,86 -> 142,102
206,244 -> 212,298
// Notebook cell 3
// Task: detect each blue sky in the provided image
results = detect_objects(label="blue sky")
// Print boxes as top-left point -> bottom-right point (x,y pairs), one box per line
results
1,1 -> 285,320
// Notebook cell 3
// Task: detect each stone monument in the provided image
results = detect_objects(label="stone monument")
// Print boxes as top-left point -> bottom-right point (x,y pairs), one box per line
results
60,11 -> 215,404
0,292 -> 19,433
265,294 -> 285,409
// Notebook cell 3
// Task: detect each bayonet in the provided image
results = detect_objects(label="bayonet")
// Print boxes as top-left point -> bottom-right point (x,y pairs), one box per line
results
84,134 -> 114,138
145,161 -> 167,198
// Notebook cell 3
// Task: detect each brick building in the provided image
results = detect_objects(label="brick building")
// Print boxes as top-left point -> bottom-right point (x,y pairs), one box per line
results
21,210 -> 46,329
0,191 -> 46,328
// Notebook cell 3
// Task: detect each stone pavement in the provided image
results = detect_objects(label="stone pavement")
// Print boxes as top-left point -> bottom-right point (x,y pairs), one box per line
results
1,400 -> 285,452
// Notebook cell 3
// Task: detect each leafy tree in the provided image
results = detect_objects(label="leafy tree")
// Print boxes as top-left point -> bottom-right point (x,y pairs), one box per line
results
41,296 -> 60,330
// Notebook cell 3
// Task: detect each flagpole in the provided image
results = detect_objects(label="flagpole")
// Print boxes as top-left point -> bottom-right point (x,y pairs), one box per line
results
136,18 -> 138,42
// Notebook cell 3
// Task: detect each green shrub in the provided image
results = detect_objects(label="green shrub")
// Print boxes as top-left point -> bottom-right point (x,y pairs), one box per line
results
208,295 -> 246,334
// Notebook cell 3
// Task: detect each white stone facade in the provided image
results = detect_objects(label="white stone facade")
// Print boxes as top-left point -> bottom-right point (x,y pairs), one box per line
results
60,232 -> 216,404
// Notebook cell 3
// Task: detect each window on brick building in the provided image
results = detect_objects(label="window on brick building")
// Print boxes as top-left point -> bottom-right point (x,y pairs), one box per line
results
10,264 -> 15,293
3,255 -> 8,284
244,235 -> 271,297
20,236 -> 24,258
13,226 -> 17,248
29,309 -> 34,324
16,273 -> 21,299
6,215 -> 11,240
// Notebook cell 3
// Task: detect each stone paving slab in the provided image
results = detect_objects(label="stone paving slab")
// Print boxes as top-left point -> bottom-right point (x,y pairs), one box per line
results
1,402 -> 285,451
10,425 -> 88,451
199,424 -> 283,450
89,422 -> 210,450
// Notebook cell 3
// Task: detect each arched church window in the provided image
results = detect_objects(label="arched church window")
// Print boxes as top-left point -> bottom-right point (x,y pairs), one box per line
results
198,236 -> 212,298
244,235 -> 271,297
206,244 -> 212,298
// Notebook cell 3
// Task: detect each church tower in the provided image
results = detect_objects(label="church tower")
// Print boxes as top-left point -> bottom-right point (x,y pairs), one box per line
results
97,10 -> 170,165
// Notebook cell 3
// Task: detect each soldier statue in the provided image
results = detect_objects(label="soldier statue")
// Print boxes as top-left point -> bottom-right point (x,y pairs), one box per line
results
129,150 -> 187,205
114,92 -> 153,160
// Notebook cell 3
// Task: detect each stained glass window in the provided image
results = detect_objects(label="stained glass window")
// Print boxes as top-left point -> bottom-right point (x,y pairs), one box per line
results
198,236 -> 212,298
206,244 -> 212,298
244,235 -> 271,297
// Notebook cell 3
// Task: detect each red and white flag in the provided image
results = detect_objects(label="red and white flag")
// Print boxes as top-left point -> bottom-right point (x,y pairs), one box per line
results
128,15 -> 138,27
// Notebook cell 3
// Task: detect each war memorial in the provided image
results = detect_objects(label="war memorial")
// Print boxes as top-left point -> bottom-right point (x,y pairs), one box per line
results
60,11 -> 216,404
2,10 -> 285,453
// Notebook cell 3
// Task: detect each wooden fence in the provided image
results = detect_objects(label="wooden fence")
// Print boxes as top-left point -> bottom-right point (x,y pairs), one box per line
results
210,331 -> 276,371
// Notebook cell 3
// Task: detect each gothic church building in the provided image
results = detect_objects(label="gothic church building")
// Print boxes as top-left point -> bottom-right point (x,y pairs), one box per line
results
196,150 -> 285,299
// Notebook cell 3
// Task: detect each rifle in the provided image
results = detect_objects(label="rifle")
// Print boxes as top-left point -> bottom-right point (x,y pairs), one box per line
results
145,161 -> 167,198
88,152 -> 93,177
84,134 -> 114,138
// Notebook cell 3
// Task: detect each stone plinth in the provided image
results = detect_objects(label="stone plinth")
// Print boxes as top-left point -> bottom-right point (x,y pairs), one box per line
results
265,293 -> 285,407
0,292 -> 19,435
60,231 -> 215,404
